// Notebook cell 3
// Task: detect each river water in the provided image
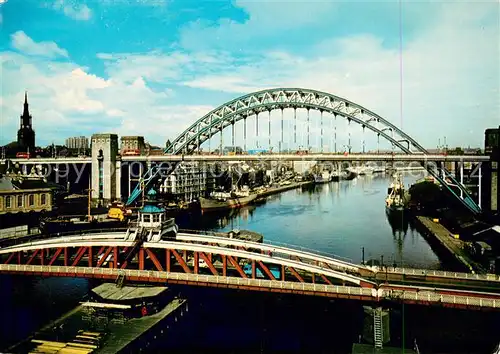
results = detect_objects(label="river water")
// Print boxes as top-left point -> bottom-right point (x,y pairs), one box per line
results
178,172 -> 440,269
1,172 -> 499,353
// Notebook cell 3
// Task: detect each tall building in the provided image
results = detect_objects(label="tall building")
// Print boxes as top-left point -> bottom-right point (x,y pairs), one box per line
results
160,162 -> 218,202
120,136 -> 146,155
17,92 -> 35,153
65,136 -> 89,150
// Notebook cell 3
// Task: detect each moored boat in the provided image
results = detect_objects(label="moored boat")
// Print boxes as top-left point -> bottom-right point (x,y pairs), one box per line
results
386,173 -> 408,212
313,171 -> 331,184
331,171 -> 340,182
341,170 -> 357,180
40,217 -> 126,235
200,191 -> 257,212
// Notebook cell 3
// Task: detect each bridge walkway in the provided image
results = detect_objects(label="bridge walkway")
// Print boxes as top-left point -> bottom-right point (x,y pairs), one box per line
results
1,264 -> 499,310
1,231 -> 500,291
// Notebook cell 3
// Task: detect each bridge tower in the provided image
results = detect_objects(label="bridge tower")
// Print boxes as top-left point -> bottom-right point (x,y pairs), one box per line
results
91,133 -> 121,205
484,126 -> 499,220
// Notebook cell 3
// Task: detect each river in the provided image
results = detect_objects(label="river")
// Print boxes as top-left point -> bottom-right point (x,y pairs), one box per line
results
1,172 -> 499,353
177,172 -> 440,269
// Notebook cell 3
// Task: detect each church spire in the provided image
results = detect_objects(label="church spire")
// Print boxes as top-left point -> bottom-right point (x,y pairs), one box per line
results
23,91 -> 30,118
17,90 -> 36,153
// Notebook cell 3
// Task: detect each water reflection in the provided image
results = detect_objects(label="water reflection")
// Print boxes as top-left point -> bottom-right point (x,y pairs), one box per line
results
386,210 -> 409,262
386,210 -> 409,237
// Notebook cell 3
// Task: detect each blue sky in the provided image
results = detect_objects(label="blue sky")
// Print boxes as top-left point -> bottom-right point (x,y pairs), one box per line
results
0,0 -> 498,150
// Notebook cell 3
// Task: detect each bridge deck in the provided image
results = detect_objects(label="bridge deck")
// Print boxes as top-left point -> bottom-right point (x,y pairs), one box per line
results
1,233 -> 499,309
1,153 -> 489,164
1,265 -> 499,310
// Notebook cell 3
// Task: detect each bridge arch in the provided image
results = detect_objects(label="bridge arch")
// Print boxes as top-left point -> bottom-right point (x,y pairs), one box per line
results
127,88 -> 480,214
167,88 -> 424,155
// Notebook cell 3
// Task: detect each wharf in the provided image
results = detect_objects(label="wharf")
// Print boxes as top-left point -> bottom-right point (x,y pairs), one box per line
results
351,343 -> 417,353
256,181 -> 313,199
94,298 -> 186,353
413,215 -> 485,273
9,285 -> 187,354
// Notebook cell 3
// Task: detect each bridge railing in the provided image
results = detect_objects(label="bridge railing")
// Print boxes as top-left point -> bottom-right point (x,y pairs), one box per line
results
0,264 -> 373,296
178,229 -> 230,238
178,229 -> 355,264
0,228 -> 128,247
385,289 -> 499,309
261,239 -> 354,264
1,264 -> 498,308
388,267 -> 500,282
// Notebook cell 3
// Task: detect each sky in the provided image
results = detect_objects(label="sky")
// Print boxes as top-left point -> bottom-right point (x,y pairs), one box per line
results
0,0 -> 498,151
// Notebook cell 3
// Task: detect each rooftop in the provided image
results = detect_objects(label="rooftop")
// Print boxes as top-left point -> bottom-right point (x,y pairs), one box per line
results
0,175 -> 59,191
92,283 -> 168,301
91,133 -> 118,138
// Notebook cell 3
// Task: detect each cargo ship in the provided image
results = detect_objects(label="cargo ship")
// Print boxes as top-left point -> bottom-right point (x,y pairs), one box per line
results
199,188 -> 257,212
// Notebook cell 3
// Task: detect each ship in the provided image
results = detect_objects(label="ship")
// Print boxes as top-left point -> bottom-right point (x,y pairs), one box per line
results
313,170 -> 331,184
40,216 -> 127,235
199,188 -> 257,212
331,170 -> 340,182
385,173 -> 407,213
340,170 -> 357,180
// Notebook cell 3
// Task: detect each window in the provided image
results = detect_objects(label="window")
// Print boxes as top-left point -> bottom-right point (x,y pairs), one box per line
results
41,194 -> 46,205
143,214 -> 151,223
5,196 -> 11,208
28,194 -> 35,206
17,195 -> 23,207
153,214 -> 160,222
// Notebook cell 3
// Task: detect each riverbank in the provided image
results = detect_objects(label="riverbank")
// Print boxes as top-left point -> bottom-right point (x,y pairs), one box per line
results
411,215 -> 485,273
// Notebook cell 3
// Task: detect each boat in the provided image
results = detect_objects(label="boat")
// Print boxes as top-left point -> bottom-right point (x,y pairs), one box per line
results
40,186 -> 130,234
331,171 -> 340,182
361,166 -> 374,175
313,171 -> 331,184
386,173 -> 407,212
40,217 -> 126,235
199,189 -> 257,212
340,170 -> 357,180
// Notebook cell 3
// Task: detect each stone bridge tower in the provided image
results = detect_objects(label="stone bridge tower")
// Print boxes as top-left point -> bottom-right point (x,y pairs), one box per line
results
91,133 -> 121,205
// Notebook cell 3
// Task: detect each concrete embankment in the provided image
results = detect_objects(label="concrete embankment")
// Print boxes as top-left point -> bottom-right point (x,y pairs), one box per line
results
412,215 -> 485,273
256,181 -> 314,199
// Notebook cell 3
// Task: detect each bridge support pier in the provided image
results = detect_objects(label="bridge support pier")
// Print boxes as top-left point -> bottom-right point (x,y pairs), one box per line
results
361,306 -> 390,348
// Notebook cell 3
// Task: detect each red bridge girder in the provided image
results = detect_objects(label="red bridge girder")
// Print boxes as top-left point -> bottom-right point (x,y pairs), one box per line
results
0,244 -> 360,288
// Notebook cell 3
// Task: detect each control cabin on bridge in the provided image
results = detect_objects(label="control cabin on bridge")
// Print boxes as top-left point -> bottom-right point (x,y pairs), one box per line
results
124,189 -> 178,242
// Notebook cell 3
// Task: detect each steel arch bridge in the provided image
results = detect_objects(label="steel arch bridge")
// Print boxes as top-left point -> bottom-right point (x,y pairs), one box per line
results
126,88 -> 481,214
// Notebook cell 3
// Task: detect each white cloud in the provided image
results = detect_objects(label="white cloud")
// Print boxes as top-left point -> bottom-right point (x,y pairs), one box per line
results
10,31 -> 69,58
177,2 -> 500,148
52,0 -> 92,21
97,51 -> 192,84
0,0 -> 7,4
0,34 -> 213,146
1,2 -> 498,150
